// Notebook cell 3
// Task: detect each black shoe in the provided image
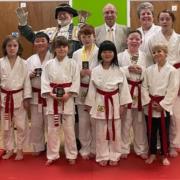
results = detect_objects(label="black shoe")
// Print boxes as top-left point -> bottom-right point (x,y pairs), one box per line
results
76,138 -> 81,151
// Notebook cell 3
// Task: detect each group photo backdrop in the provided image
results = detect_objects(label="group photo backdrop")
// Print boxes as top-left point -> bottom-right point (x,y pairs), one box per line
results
73,0 -> 127,26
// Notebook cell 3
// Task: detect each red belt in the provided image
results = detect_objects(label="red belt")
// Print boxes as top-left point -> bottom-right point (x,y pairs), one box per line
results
80,82 -> 89,88
32,87 -> 47,107
148,95 -> 168,155
50,82 -> 72,126
1,88 -> 23,121
97,88 -> 119,141
127,80 -> 142,111
173,62 -> 180,69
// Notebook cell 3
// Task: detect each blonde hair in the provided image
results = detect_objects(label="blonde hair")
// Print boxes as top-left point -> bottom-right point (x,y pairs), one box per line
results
152,43 -> 168,54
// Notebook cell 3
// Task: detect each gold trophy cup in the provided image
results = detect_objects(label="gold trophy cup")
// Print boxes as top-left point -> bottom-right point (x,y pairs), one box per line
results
78,10 -> 91,28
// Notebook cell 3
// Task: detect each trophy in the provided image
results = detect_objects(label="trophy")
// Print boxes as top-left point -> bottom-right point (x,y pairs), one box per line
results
78,10 -> 91,28
131,54 -> 139,65
34,68 -> 42,77
82,61 -> 89,69
54,87 -> 65,98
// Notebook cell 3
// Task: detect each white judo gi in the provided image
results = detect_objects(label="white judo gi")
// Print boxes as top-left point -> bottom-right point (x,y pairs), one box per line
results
147,30 -> 180,149
137,24 -> 161,66
26,51 -> 52,152
118,50 -> 148,156
0,56 -> 32,151
41,56 -> 80,160
141,61 -> 179,154
72,45 -> 98,156
85,64 -> 132,162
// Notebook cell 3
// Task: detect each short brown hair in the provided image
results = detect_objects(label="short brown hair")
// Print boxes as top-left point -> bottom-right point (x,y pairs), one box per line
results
158,9 -> 176,22
127,29 -> 142,39
78,24 -> 95,41
51,36 -> 69,56
2,35 -> 23,56
52,36 -> 69,49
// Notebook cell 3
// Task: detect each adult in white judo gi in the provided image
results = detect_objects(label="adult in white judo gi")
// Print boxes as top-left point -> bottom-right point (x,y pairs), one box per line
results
136,2 -> 161,66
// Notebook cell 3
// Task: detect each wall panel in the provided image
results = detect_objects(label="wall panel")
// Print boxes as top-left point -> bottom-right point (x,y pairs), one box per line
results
0,1 -> 68,58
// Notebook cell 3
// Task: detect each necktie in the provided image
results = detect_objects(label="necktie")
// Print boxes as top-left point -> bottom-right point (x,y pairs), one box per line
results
106,28 -> 114,42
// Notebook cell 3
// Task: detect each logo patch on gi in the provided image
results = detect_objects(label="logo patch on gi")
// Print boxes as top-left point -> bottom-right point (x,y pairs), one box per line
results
132,96 -> 138,105
97,105 -> 105,112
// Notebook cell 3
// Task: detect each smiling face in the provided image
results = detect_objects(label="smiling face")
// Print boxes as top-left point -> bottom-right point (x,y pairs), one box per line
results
101,50 -> 114,64
127,32 -> 142,52
158,12 -> 173,31
103,4 -> 117,28
152,48 -> 167,65
80,34 -> 95,47
57,11 -> 72,27
139,8 -> 154,30
55,45 -> 69,60
34,37 -> 49,54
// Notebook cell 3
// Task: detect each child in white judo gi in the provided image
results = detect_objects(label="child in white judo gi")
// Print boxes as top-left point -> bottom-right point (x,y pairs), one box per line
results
85,40 -> 132,166
142,44 -> 179,165
41,36 -> 80,165
72,24 -> 98,159
146,9 -> 180,157
118,30 -> 148,160
27,32 -> 53,155
0,35 -> 32,160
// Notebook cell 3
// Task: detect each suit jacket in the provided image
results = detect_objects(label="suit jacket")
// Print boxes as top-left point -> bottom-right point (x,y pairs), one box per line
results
95,23 -> 129,53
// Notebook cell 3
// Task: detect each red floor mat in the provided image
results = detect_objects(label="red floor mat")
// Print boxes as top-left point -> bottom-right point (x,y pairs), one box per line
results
0,153 -> 180,180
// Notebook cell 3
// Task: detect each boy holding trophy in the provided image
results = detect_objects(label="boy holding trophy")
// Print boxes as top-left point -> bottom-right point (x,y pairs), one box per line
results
73,24 -> 98,159
41,36 -> 80,165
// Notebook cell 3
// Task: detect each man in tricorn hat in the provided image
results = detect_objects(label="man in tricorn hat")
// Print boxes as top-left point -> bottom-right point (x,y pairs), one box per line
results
16,3 -> 81,57
16,3 -> 82,151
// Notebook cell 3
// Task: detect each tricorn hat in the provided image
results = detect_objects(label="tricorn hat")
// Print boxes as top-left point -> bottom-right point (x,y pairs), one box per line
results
55,3 -> 78,19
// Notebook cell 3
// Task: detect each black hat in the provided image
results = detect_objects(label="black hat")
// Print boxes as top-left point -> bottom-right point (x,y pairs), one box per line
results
55,3 -> 78,19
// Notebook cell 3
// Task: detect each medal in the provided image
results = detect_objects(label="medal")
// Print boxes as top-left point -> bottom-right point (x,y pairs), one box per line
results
54,87 -> 65,98
34,68 -> 42,77
82,61 -> 89,69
